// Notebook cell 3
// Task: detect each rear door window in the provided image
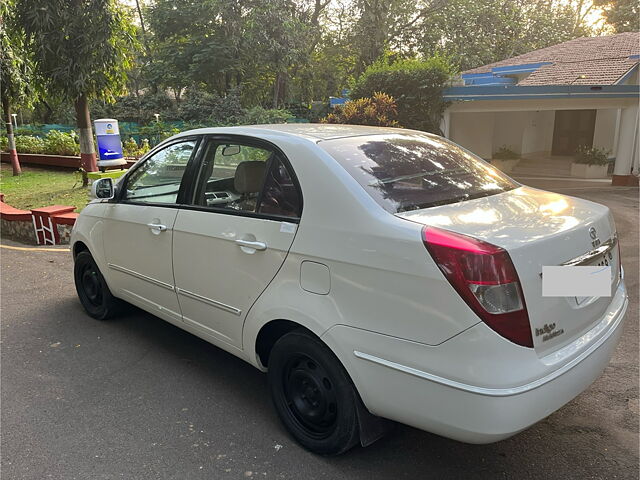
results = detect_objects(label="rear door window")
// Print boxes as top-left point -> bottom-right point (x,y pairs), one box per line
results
318,133 -> 518,213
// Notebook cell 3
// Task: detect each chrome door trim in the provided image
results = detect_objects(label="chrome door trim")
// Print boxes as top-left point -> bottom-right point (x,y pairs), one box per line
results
561,234 -> 617,267
107,263 -> 175,291
176,288 -> 242,316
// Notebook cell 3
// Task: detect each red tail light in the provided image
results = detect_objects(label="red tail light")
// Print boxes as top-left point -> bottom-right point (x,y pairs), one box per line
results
422,226 -> 533,348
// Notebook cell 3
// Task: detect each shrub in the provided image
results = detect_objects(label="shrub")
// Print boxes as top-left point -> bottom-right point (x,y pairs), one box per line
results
15,135 -> 46,154
493,146 -> 520,160
574,145 -> 609,165
321,92 -> 400,127
1,136 -> 7,152
122,137 -> 139,157
122,137 -> 151,158
178,88 -> 245,124
43,130 -> 79,156
238,106 -> 292,125
138,122 -> 181,142
350,56 -> 454,133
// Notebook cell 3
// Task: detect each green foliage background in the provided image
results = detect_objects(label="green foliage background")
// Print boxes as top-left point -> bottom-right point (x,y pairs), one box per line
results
350,57 -> 454,132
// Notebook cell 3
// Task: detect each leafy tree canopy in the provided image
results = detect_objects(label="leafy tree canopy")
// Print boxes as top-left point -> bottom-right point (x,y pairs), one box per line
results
17,0 -> 138,102
350,56 -> 454,133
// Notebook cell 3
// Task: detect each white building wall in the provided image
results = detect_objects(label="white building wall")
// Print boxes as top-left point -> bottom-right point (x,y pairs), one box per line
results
492,112 -> 527,154
449,112 -> 495,159
522,111 -> 555,156
593,109 -> 619,154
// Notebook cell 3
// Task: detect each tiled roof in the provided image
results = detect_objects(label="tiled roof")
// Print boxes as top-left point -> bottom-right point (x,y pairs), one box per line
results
463,32 -> 640,85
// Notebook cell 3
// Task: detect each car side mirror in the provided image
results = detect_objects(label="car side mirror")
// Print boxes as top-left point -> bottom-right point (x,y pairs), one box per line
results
91,178 -> 115,200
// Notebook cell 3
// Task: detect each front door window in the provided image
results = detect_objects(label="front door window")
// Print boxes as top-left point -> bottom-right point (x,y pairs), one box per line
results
125,140 -> 197,204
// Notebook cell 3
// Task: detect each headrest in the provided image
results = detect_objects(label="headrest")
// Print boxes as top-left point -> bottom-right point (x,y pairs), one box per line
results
234,161 -> 266,194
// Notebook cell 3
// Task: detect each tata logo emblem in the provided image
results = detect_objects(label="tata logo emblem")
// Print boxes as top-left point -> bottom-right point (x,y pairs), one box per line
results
589,226 -> 601,248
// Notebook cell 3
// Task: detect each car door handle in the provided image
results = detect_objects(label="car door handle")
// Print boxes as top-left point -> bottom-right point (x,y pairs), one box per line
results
235,239 -> 267,251
147,223 -> 167,232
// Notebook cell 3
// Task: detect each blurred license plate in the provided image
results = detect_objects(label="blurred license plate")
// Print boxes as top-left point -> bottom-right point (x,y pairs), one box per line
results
575,251 -> 616,304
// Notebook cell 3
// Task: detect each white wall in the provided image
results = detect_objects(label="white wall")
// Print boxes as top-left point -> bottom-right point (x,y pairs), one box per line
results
449,112 -> 495,159
522,111 -> 554,155
493,112 -> 527,154
450,108 -> 618,160
593,109 -> 619,155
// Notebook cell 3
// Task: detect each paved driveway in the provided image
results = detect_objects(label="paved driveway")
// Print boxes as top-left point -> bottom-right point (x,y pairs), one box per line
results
1,181 -> 638,479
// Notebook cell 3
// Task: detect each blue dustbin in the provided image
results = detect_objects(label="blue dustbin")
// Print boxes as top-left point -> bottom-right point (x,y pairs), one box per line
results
94,119 -> 126,168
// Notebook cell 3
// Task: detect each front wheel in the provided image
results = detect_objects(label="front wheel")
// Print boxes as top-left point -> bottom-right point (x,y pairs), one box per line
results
73,251 -> 123,320
267,329 -> 360,455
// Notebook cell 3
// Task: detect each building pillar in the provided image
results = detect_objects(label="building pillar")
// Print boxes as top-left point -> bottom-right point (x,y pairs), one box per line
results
440,109 -> 451,138
612,105 -> 639,186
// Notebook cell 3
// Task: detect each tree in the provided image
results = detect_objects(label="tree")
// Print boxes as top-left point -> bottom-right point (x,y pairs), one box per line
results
598,0 -> 640,32
245,0 -> 312,107
350,57 -> 454,133
417,0 -> 593,71
17,0 -> 137,179
0,0 -> 36,175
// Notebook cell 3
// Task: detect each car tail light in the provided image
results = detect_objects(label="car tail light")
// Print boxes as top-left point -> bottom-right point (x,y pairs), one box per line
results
422,226 -> 533,348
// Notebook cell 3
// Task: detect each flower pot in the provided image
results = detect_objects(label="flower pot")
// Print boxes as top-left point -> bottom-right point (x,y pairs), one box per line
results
570,163 -> 608,179
490,158 -> 520,173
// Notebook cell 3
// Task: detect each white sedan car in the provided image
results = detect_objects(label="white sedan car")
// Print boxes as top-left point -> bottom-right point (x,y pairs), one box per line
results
72,124 -> 628,455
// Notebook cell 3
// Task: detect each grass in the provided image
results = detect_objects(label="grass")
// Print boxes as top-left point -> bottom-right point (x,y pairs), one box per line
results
0,163 -> 90,212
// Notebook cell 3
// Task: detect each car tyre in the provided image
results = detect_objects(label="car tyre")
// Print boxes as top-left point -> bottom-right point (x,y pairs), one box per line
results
74,251 -> 123,320
268,329 -> 360,455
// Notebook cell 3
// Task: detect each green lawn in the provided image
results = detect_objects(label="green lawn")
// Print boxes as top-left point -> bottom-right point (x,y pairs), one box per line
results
0,163 -> 90,212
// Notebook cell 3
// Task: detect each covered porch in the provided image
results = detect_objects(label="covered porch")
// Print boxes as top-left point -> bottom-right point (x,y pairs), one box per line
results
442,86 -> 639,185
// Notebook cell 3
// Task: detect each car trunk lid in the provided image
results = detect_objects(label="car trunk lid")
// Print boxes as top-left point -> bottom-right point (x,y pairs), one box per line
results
398,186 -> 620,356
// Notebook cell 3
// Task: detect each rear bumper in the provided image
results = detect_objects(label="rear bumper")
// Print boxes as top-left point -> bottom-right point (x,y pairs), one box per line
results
322,281 -> 628,444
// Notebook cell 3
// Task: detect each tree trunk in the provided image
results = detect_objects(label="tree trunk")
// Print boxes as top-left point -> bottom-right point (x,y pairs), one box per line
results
2,92 -> 21,176
74,94 -> 97,185
272,72 -> 281,109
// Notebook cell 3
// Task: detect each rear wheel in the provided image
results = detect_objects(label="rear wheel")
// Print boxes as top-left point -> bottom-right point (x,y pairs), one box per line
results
267,329 -> 360,455
74,251 -> 122,320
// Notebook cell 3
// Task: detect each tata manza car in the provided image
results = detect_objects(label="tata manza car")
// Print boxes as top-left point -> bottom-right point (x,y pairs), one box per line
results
71,124 -> 628,455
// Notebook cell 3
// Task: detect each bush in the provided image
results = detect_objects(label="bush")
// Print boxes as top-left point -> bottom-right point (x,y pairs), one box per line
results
122,137 -> 139,157
574,145 -> 609,165
321,92 -> 400,127
350,56 -> 454,133
178,88 -> 245,124
15,135 -> 46,154
238,106 -> 292,125
122,137 -> 151,158
1,136 -> 7,152
43,130 -> 79,156
493,146 -> 520,160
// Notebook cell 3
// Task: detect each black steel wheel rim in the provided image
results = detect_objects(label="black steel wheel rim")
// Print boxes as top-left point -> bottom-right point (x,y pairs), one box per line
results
282,353 -> 338,439
81,264 -> 103,307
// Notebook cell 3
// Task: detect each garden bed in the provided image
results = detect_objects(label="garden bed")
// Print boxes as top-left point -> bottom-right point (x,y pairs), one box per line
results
1,152 -> 137,169
0,163 -> 90,212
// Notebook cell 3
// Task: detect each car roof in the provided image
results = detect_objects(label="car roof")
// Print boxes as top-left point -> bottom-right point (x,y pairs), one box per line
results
175,123 -> 416,142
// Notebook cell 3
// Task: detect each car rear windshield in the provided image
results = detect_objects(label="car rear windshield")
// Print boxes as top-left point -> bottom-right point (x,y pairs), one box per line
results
319,133 -> 519,213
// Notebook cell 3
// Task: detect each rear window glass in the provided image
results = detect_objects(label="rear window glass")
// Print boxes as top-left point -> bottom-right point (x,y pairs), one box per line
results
318,133 -> 518,213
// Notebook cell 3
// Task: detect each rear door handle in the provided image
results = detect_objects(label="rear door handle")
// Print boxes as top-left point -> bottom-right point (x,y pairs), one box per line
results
147,223 -> 167,232
235,239 -> 267,251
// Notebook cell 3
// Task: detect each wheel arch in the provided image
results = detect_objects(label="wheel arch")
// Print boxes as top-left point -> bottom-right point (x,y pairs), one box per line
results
254,319 -> 315,369
72,240 -> 90,259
